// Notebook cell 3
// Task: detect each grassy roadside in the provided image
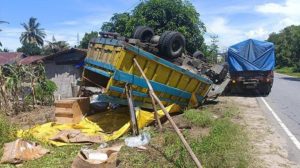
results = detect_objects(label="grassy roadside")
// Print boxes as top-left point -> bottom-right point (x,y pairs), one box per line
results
276,67 -> 300,78
0,100 -> 253,168
118,102 -> 253,168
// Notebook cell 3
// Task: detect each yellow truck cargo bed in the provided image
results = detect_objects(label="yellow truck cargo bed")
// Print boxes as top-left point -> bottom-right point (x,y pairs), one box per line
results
82,37 -> 212,108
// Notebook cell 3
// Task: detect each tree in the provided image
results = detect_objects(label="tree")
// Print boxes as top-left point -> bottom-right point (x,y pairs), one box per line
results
17,42 -> 42,55
43,35 -> 70,55
20,17 -> 46,46
0,48 -> 9,52
79,31 -> 98,49
267,25 -> 300,71
207,35 -> 219,63
101,0 -> 206,53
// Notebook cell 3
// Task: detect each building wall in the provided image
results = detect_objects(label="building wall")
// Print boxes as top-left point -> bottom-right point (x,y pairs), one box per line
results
44,61 -> 82,98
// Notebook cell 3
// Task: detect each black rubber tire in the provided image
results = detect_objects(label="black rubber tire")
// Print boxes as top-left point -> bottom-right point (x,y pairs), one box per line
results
159,31 -> 186,58
259,84 -> 272,96
132,26 -> 154,43
193,51 -> 204,59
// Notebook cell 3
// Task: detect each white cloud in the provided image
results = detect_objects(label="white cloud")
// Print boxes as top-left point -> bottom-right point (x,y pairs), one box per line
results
245,27 -> 269,39
256,0 -> 300,27
204,17 -> 245,50
60,21 -> 79,26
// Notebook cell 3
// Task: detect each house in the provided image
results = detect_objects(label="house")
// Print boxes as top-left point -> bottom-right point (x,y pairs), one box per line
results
0,48 -> 87,99
42,48 -> 87,99
0,52 -> 26,65
19,55 -> 45,64
0,52 -> 44,65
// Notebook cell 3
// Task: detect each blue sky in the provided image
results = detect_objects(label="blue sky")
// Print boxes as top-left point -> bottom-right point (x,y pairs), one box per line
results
0,0 -> 299,51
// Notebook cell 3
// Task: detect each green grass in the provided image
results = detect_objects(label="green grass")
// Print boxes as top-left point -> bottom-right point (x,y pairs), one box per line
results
276,67 -> 300,78
183,109 -> 214,127
20,145 -> 82,168
118,104 -> 252,168
0,114 -> 18,167
0,104 -> 251,168
0,114 -> 17,147
196,118 -> 249,168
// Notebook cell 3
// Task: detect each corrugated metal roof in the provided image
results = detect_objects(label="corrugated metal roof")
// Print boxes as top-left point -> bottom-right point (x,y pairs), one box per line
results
19,56 -> 45,64
0,52 -> 25,65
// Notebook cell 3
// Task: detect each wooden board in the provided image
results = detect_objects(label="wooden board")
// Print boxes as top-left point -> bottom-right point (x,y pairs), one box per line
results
54,97 -> 90,124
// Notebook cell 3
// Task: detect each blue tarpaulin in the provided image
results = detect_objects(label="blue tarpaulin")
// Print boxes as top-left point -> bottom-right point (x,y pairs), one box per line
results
228,39 -> 275,72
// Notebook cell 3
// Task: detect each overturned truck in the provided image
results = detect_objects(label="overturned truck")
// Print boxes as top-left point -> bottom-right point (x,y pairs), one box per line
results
80,27 -> 227,109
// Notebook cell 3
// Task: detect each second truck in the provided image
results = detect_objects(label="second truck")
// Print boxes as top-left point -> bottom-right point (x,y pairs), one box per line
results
227,39 -> 275,95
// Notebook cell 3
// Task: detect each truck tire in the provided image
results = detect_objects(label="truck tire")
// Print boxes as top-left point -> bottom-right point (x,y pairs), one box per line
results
133,26 -> 154,43
159,31 -> 186,58
193,51 -> 204,59
259,84 -> 271,96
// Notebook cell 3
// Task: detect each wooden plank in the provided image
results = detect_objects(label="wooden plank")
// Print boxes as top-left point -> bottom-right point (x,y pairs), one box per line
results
55,97 -> 90,124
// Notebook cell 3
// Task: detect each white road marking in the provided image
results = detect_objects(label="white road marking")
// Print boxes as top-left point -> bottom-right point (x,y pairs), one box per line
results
261,97 -> 300,150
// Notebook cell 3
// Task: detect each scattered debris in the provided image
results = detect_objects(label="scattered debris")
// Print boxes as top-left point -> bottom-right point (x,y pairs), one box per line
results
17,105 -> 180,146
50,130 -> 103,144
125,132 -> 151,148
0,139 -> 49,164
71,145 -> 123,168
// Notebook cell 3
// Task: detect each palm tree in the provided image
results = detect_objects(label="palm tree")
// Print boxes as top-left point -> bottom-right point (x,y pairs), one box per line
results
20,17 -> 46,46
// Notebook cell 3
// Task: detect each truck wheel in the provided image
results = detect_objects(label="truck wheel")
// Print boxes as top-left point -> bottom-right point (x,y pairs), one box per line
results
259,84 -> 271,96
133,26 -> 154,43
193,51 -> 204,59
159,31 -> 186,58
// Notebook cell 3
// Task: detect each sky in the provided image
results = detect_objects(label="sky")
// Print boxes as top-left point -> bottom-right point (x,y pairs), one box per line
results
0,0 -> 300,51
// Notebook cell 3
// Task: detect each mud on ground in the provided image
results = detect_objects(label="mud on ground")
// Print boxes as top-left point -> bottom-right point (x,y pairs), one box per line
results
9,106 -> 55,129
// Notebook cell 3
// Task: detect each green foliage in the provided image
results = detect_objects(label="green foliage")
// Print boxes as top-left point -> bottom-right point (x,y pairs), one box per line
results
101,0 -> 207,53
206,35 -> 219,63
0,114 -> 17,147
267,25 -> 300,72
0,63 -> 56,114
43,36 -> 70,55
34,79 -> 57,105
20,17 -> 46,46
79,31 -> 98,49
0,48 -> 9,52
276,67 -> 300,78
17,42 -> 42,55
184,109 -> 213,127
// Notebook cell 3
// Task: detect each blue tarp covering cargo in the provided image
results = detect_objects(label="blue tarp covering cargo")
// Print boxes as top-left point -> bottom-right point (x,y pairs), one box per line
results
228,39 -> 275,72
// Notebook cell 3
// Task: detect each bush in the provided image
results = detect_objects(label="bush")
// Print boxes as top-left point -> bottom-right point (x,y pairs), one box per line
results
35,79 -> 57,105
0,114 -> 17,147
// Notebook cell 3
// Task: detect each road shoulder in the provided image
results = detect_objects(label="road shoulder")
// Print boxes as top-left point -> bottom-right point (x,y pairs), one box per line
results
229,96 -> 299,167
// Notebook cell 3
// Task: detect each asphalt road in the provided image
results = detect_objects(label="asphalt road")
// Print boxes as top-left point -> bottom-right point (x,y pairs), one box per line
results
259,73 -> 300,163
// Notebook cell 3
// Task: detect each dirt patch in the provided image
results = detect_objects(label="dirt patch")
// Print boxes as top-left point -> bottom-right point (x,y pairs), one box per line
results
227,96 -> 299,168
9,106 -> 55,129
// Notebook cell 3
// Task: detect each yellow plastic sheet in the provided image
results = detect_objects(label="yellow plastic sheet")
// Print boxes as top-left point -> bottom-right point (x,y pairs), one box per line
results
17,104 -> 180,146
